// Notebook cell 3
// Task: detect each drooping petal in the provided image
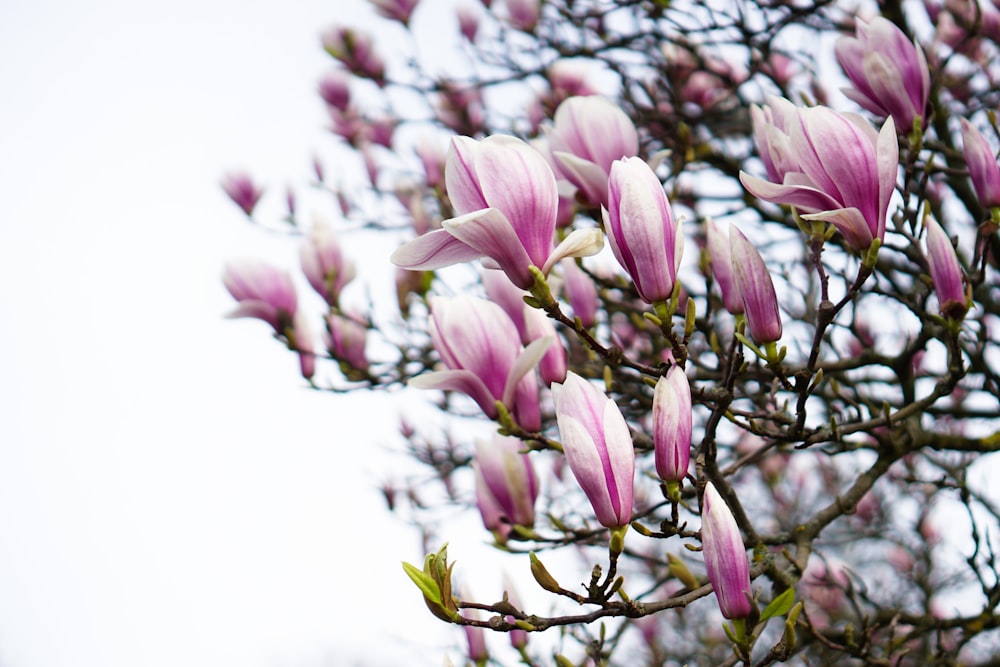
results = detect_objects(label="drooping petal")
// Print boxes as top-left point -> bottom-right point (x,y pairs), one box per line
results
542,227 -> 604,274
390,227 -> 484,271
409,369 -> 499,418
443,209 -> 536,289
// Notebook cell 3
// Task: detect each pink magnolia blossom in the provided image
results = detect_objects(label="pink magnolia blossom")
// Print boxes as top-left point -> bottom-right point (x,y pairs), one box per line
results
409,296 -> 546,430
504,0 -> 540,31
705,218 -> 743,315
652,364 -> 692,483
730,227 -> 782,345
604,156 -> 684,304
456,5 -> 480,42
551,371 -> 635,528
701,482 -> 752,619
317,70 -> 351,112
560,258 -> 599,328
223,260 -> 315,379
741,100 -> 898,251
391,135 -> 603,289
483,271 -> 567,385
221,172 -> 263,217
320,26 -> 385,85
324,313 -> 368,371
835,17 -> 930,133
924,217 -> 969,320
961,118 -> 1000,209
549,96 -> 639,207
369,0 -> 420,25
474,435 -> 539,541
300,219 -> 356,306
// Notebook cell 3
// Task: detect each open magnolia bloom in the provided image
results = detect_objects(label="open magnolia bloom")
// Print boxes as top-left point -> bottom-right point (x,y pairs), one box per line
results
835,17 -> 930,134
740,99 -> 898,252
409,295 -> 548,431
548,95 -> 639,208
390,134 -> 604,289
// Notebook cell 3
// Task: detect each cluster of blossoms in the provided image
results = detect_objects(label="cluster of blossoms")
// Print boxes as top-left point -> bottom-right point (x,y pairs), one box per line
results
222,0 -> 1000,664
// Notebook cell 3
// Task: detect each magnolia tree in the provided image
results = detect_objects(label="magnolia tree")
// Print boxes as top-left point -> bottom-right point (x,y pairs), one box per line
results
221,0 -> 1000,664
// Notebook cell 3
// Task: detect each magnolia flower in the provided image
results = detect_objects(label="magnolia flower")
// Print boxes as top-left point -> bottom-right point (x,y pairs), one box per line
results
924,217 -> 969,320
741,100 -> 898,251
730,227 -> 782,344
320,26 -> 385,85
653,364 -> 692,484
504,0 -> 540,31
221,172 -> 263,216
370,0 -> 420,25
410,295 -> 546,430
961,118 -> 1000,209
560,258 -> 599,328
604,156 -> 684,304
474,435 -> 539,540
835,17 -> 930,134
705,218 -> 743,315
701,482 -> 752,619
300,219 -> 356,306
482,270 -> 567,385
548,96 -> 640,207
324,313 -> 368,371
223,260 -> 315,379
317,70 -> 351,112
552,371 -> 635,528
391,135 -> 603,289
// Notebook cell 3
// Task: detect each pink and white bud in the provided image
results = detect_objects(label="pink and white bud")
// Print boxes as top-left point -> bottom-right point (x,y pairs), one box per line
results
560,258 -> 599,328
604,157 -> 684,304
705,219 -> 743,315
503,0 -> 540,32
223,259 -> 297,331
317,70 -> 351,112
549,96 -> 639,207
961,118 -> 1000,209
835,17 -> 930,133
482,270 -> 567,385
474,435 -> 539,540
391,135 -> 603,289
320,26 -> 386,85
924,217 -> 969,320
652,364 -> 692,483
369,0 -> 420,25
461,609 -> 489,666
730,227 -> 782,345
552,371 -> 635,528
411,296 -> 543,430
324,313 -> 368,371
300,219 -> 357,306
223,260 -> 315,379
740,102 -> 898,251
701,482 -> 752,619
502,576 -> 529,649
415,138 -> 448,190
221,172 -> 263,217
456,4 -> 480,42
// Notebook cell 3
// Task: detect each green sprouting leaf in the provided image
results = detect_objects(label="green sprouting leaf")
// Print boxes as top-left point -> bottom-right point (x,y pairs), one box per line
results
402,560 -> 442,607
760,588 -> 795,622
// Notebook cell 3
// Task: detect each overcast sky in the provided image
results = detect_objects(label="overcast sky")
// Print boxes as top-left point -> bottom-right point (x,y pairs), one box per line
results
0,1 -> 484,665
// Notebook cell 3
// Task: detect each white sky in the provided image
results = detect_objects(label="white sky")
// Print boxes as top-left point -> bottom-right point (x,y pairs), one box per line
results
0,1 -> 477,665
